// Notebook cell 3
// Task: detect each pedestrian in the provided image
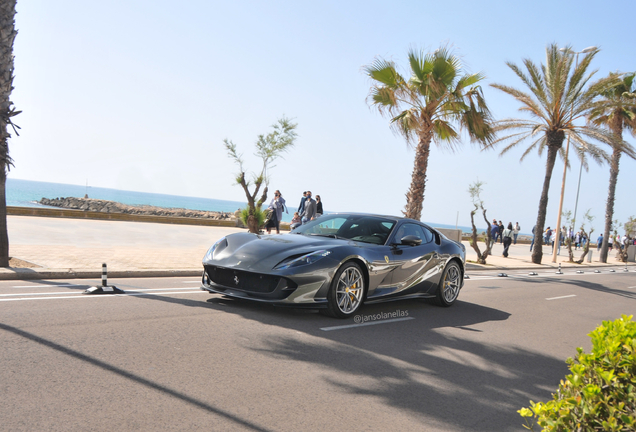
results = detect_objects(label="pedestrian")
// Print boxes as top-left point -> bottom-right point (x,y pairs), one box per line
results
513,222 -> 520,244
498,221 -> 504,243
544,227 -> 551,246
597,233 -> 603,251
530,225 -> 536,251
551,230 -> 557,250
608,234 -> 614,252
300,191 -> 316,223
290,211 -> 301,230
315,195 -> 323,217
297,191 -> 307,215
561,226 -> 567,246
490,220 -> 499,248
574,232 -> 580,249
502,222 -> 513,257
265,190 -> 287,234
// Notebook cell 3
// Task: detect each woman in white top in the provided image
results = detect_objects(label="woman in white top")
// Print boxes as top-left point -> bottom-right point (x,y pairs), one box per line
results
502,222 -> 514,257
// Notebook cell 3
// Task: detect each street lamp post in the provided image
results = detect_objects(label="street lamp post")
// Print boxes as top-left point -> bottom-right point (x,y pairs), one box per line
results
551,46 -> 597,263
571,160 -> 584,230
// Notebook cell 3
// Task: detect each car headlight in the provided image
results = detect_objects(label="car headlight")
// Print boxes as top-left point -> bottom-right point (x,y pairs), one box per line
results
203,237 -> 227,262
274,250 -> 331,270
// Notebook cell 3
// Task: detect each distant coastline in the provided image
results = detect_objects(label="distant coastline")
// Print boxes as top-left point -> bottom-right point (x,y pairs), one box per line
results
7,178 -> 525,234
38,197 -> 236,221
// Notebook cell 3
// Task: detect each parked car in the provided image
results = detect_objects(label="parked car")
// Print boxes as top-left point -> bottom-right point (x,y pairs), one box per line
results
201,213 -> 466,318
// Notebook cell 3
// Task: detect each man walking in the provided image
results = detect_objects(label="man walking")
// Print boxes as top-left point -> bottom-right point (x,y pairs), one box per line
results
490,220 -> 499,248
297,191 -> 307,215
530,225 -> 536,251
597,233 -> 603,251
513,222 -> 520,245
300,191 -> 316,224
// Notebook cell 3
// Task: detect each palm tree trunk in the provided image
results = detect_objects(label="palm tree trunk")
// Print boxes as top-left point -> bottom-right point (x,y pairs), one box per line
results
404,128 -> 432,220
0,0 -> 17,267
0,170 -> 7,266
599,148 -> 622,263
531,140 -> 561,264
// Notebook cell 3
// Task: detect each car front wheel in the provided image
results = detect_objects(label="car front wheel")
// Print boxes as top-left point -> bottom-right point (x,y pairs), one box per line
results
434,261 -> 462,307
325,261 -> 365,318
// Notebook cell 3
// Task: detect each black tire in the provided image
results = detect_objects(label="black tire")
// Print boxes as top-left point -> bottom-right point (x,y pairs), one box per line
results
324,261 -> 365,318
434,261 -> 462,307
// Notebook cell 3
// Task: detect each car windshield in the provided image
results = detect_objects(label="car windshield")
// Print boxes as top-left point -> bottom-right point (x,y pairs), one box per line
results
292,214 -> 396,245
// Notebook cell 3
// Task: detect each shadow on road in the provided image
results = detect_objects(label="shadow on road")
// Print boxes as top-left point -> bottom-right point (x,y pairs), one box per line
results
131,291 -> 567,430
0,321 -> 273,432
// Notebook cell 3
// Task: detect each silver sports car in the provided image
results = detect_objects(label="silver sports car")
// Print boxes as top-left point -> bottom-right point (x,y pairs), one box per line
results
201,213 -> 466,318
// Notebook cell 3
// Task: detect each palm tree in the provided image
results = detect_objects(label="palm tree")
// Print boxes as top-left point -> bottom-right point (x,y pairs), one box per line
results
365,47 -> 494,221
589,72 -> 636,263
0,0 -> 19,267
487,44 -> 618,264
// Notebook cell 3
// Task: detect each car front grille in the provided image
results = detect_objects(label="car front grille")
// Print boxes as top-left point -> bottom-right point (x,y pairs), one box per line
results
204,265 -> 286,293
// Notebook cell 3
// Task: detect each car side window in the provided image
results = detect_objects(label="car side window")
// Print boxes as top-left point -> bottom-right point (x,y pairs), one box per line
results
393,223 -> 433,245
419,225 -> 434,244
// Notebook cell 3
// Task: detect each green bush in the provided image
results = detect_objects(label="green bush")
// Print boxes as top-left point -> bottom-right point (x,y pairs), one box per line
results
239,206 -> 267,228
519,315 -> 636,431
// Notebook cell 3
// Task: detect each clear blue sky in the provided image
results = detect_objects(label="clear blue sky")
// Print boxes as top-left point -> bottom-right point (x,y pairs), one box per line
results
10,0 -> 636,233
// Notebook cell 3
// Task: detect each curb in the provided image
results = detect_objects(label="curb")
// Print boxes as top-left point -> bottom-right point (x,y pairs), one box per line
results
465,263 -> 636,272
0,262 -> 632,281
0,268 -> 203,281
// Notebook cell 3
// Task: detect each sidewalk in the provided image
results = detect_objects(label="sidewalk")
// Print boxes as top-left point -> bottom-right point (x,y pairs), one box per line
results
464,240 -> 630,271
2,215 -> 633,280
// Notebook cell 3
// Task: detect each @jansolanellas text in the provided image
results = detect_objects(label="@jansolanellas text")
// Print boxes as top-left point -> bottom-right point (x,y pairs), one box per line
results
353,310 -> 409,324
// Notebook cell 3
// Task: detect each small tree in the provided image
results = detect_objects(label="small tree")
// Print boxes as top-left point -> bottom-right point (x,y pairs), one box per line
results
224,117 -> 298,234
575,210 -> 594,264
468,180 -> 492,264
612,218 -> 633,263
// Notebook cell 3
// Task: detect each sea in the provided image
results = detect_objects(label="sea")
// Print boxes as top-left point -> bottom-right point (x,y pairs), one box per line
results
6,178 -> 484,232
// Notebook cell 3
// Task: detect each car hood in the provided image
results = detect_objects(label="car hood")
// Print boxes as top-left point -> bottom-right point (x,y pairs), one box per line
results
205,232 -> 358,272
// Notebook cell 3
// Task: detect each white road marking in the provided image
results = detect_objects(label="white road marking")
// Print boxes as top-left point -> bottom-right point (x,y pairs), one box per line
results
0,290 -> 205,302
464,269 -> 629,281
0,287 -> 202,298
10,284 -> 85,288
546,295 -> 576,301
320,317 -> 414,331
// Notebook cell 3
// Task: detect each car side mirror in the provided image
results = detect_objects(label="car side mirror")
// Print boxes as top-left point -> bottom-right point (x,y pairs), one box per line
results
400,235 -> 422,246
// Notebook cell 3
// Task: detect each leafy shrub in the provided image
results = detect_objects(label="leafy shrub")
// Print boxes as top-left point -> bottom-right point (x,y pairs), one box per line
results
239,206 -> 266,228
519,315 -> 636,431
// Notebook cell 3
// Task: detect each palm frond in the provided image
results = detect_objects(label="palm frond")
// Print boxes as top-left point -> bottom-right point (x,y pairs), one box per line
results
365,58 -> 401,87
431,119 -> 460,150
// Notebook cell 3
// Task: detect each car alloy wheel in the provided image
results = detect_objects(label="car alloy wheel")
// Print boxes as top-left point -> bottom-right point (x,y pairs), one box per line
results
435,261 -> 461,307
326,262 -> 365,318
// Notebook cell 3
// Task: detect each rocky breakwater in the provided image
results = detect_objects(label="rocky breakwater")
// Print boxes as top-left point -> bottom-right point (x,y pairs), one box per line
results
39,197 -> 236,220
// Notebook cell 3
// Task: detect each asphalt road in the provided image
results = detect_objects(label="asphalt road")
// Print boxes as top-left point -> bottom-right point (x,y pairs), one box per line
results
2,268 -> 635,431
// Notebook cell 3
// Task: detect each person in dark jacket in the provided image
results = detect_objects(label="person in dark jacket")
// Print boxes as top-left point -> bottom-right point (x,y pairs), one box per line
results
297,191 -> 307,215
315,195 -> 323,217
490,220 -> 498,248
502,222 -> 513,257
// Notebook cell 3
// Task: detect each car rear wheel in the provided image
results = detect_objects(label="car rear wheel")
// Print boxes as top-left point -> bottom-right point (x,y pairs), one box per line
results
434,261 -> 461,307
325,262 -> 365,318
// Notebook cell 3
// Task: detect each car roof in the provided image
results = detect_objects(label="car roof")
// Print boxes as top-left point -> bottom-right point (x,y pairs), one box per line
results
320,212 -> 426,225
